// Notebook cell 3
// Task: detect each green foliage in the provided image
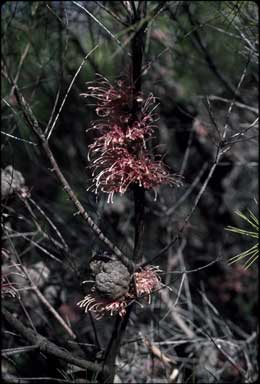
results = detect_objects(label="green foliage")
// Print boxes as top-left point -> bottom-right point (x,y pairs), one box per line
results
226,208 -> 259,269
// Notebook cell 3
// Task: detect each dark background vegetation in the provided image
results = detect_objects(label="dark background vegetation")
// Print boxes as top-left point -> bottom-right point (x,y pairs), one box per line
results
1,1 -> 258,383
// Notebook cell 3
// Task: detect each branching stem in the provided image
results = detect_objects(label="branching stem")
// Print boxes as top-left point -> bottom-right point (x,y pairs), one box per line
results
101,4 -> 148,382
2,307 -> 103,374
1,57 -> 133,271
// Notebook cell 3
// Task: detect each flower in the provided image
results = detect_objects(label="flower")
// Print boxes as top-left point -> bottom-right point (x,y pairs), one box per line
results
88,116 -> 155,153
81,76 -> 135,122
88,146 -> 180,203
77,292 -> 128,319
83,76 -> 182,202
1,249 -> 19,299
77,265 -> 161,319
1,276 -> 18,298
134,265 -> 161,304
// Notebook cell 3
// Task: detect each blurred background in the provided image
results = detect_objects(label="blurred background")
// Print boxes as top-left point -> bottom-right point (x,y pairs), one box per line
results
1,2 -> 258,383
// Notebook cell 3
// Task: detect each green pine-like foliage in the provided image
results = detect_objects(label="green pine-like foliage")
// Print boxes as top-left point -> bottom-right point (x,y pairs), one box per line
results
226,209 -> 259,269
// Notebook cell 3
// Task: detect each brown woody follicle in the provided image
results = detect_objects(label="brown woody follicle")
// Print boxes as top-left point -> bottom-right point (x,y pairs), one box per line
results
90,255 -> 131,300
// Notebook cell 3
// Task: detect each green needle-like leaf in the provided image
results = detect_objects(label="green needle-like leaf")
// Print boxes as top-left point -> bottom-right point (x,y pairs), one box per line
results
226,208 -> 259,269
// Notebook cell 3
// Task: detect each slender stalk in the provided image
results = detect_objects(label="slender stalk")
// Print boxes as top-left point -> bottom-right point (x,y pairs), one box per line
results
131,1 -> 147,264
101,4 -> 148,382
101,308 -> 132,383
133,184 -> 145,263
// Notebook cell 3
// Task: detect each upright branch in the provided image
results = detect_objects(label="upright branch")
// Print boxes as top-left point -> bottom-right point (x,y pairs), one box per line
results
77,3 -> 179,381
100,4 -> 149,382
131,2 -> 146,96
133,184 -> 145,263
131,2 -> 147,264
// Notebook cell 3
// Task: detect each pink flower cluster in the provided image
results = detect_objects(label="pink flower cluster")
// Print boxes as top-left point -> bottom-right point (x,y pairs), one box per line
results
77,293 -> 128,319
1,249 -> 19,299
1,276 -> 18,298
77,265 -> 161,319
82,75 -> 180,202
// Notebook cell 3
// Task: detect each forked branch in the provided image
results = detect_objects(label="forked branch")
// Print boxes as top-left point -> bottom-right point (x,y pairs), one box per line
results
2,61 -> 133,272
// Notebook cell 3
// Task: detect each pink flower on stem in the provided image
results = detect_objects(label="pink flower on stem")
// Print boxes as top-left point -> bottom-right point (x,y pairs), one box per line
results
135,266 -> 162,304
83,75 -> 182,202
81,76 -> 135,122
77,292 -> 128,319
88,146 -> 180,203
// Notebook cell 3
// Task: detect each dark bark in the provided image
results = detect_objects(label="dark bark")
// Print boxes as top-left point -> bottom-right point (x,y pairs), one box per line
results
100,4 -> 148,383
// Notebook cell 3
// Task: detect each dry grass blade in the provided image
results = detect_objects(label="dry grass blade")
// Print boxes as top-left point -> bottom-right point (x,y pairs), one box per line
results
141,333 -> 177,366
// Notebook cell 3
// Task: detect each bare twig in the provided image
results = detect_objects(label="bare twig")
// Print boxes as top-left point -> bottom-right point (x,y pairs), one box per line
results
222,55 -> 252,140
73,1 -> 123,48
10,42 -> 31,97
32,285 -> 76,339
166,162 -> 208,216
2,345 -> 40,357
1,131 -> 37,146
140,331 -> 177,365
94,1 -> 128,26
2,307 -> 103,374
3,65 -> 133,271
143,148 -> 224,267
183,4 -> 246,104
203,331 -> 248,379
205,95 -> 258,114
159,289 -> 195,339
2,375 -> 93,384
164,257 -> 221,275
44,88 -> 61,136
179,127 -> 195,176
28,197 -> 69,251
46,45 -> 99,141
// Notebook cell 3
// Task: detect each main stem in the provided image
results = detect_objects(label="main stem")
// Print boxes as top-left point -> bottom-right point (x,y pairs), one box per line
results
133,184 -> 145,263
101,4 -> 147,383
131,2 -> 146,264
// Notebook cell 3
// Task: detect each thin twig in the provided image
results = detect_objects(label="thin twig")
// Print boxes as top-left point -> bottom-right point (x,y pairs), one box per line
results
143,147 -> 223,267
2,375 -> 93,384
1,131 -> 37,146
46,45 -> 99,140
163,257 -> 221,275
203,331 -> 248,379
166,162 -> 208,216
73,1 -> 122,47
179,127 -> 195,176
44,88 -> 61,136
183,4 -> 246,104
94,1 -> 128,26
32,285 -> 76,339
10,42 -> 31,97
3,65 -> 133,271
204,96 -> 222,141
222,55 -> 252,140
2,345 -> 40,357
159,289 -> 195,339
28,197 -> 69,251
205,95 -> 258,114
2,307 -> 103,373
